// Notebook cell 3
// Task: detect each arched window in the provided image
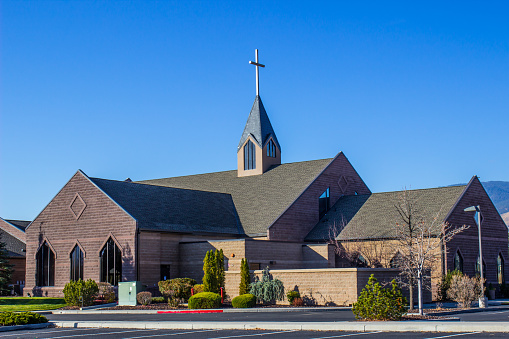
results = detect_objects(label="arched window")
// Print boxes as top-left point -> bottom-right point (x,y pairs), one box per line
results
36,242 -> 55,287
244,140 -> 256,170
498,254 -> 505,284
318,187 -> 330,219
453,251 -> 463,273
267,139 -> 276,158
100,238 -> 122,285
475,256 -> 486,277
70,245 -> 84,281
390,252 -> 403,268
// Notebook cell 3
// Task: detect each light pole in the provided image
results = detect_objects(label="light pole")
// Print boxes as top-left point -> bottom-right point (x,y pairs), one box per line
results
464,205 -> 487,308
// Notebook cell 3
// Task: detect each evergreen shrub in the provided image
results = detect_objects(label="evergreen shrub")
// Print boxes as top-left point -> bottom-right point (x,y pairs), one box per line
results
152,296 -> 165,303
439,270 -> 463,301
63,279 -> 99,307
249,267 -> 285,304
0,312 -> 48,326
188,292 -> 222,309
286,290 -> 300,304
232,294 -> 256,308
136,291 -> 152,305
193,284 -> 204,294
239,258 -> 251,295
202,249 -> 225,294
352,274 -> 407,321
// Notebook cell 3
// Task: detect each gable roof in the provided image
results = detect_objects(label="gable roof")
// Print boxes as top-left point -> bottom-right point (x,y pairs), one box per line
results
237,96 -> 280,151
5,220 -> 30,231
138,158 -> 333,236
305,185 -> 467,241
0,229 -> 26,257
89,178 -> 242,235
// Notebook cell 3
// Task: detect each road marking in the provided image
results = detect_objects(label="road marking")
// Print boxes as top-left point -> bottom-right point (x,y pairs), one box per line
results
0,328 -> 98,337
311,332 -> 382,339
207,330 -> 298,339
424,332 -> 482,339
125,329 -> 217,338
45,329 -> 157,338
463,310 -> 509,315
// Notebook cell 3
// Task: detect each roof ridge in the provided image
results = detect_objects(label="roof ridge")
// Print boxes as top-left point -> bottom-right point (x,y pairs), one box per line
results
372,185 -> 467,195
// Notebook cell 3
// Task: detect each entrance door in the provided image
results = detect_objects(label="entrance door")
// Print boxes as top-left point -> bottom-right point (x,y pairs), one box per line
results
160,265 -> 171,281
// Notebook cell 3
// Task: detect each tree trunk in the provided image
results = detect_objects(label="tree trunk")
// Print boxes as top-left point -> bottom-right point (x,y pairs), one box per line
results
417,273 -> 423,316
408,279 -> 414,310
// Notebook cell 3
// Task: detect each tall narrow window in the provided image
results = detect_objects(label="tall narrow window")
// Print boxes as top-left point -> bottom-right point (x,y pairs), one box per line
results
453,251 -> 463,273
318,187 -> 330,219
36,242 -> 55,287
267,139 -> 276,158
70,245 -> 84,281
475,256 -> 486,277
244,140 -> 256,170
100,238 -> 122,286
498,254 -> 505,284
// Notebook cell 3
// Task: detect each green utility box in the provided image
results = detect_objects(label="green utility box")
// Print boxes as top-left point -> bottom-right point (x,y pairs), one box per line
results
118,281 -> 143,306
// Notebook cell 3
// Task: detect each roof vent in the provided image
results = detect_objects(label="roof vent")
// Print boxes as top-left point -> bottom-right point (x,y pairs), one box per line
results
124,178 -> 132,182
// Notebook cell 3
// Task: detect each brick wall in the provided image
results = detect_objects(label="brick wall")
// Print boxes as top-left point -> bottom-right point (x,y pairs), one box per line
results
225,268 -> 428,306
24,171 -> 137,297
268,153 -> 371,242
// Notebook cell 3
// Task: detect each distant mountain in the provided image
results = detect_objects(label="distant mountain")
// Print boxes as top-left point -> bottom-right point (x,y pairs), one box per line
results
482,181 -> 509,215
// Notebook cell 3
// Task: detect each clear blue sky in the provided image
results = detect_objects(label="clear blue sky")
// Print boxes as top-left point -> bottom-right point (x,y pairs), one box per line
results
1,1 -> 508,220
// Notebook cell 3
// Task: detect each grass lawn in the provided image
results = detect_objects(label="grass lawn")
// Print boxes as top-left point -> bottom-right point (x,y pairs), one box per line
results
0,297 -> 66,312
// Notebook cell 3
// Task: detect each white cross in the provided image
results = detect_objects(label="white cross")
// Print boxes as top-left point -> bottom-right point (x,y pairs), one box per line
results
249,49 -> 265,96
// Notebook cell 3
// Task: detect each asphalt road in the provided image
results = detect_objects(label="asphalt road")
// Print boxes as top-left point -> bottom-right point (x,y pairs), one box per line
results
1,328 -> 508,339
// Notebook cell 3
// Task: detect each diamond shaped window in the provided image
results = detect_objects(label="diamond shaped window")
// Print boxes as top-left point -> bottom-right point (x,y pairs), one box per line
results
69,193 -> 86,219
338,176 -> 349,194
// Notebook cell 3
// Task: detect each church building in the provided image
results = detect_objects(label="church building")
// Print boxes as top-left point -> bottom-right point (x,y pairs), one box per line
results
23,51 -> 507,302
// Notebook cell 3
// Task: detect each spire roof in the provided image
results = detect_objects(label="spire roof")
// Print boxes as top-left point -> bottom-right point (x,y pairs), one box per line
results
237,96 -> 280,151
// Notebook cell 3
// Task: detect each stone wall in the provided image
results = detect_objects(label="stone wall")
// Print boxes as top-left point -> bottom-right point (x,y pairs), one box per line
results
225,267 -> 429,306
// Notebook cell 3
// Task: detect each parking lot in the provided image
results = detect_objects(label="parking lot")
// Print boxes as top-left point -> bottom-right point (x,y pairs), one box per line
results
0,328 -> 507,339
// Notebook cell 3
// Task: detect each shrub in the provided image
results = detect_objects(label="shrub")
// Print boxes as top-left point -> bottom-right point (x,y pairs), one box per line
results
63,279 -> 99,307
286,290 -> 300,304
0,312 -> 48,326
232,294 -> 256,308
203,249 -> 225,294
137,291 -> 152,305
292,297 -> 304,307
239,258 -> 251,295
439,270 -> 463,301
193,284 -> 204,294
97,282 -> 115,303
158,277 -> 196,306
249,267 -> 285,304
352,275 -> 407,321
188,292 -> 222,309
447,275 -> 483,308
152,296 -> 165,303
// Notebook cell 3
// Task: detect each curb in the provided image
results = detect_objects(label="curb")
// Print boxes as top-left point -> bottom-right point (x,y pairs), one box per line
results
0,323 -> 53,332
52,306 -> 350,314
424,306 -> 509,317
157,310 -> 223,314
51,320 -> 509,332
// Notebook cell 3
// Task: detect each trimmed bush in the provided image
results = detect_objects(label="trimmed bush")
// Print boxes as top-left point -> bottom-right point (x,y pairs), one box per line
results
0,312 -> 48,326
292,297 -> 304,307
152,296 -> 165,303
352,275 -> 407,321
137,291 -> 152,305
286,290 -> 300,304
193,284 -> 204,294
188,292 -> 222,309
158,278 -> 196,305
239,258 -> 250,295
97,282 -> 115,303
249,267 -> 284,304
232,294 -> 256,308
63,279 -> 99,307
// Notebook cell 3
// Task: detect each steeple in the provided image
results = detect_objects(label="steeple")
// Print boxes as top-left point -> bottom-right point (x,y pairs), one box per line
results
237,50 -> 281,177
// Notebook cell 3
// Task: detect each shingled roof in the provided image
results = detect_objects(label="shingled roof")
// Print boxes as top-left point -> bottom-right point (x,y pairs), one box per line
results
237,96 -> 280,151
138,158 -> 333,236
306,185 -> 467,241
0,229 -> 25,257
5,220 -> 30,231
89,178 -> 242,235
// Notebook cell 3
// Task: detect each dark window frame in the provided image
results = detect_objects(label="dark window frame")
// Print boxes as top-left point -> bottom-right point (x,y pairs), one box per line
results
36,241 -> 55,287
70,245 -> 84,281
453,251 -> 463,273
244,140 -> 256,170
318,187 -> 330,219
100,238 -> 122,286
497,254 -> 505,284
267,139 -> 276,158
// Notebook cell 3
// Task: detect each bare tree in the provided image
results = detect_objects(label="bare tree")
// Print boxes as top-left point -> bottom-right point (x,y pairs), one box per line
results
392,189 -> 469,315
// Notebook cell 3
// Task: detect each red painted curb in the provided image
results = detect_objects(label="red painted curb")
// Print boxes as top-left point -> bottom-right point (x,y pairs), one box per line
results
157,310 -> 224,314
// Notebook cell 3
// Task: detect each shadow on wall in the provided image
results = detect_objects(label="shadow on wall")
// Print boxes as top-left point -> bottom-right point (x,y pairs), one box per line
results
122,242 -> 135,282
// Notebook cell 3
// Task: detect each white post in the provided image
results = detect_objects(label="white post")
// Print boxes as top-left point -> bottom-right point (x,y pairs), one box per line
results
477,207 -> 487,308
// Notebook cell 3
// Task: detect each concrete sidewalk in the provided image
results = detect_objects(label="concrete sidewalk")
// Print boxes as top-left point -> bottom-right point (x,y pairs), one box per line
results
52,320 -> 509,333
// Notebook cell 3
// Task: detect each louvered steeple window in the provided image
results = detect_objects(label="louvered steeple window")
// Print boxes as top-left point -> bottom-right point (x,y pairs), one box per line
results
244,140 -> 256,170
